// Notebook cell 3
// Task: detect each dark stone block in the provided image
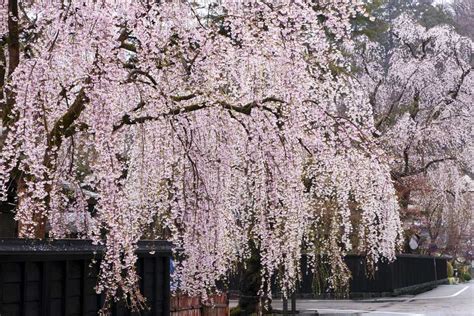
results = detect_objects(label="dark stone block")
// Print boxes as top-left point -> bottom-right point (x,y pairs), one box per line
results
2,303 -> 20,316
3,282 -> 21,303
66,295 -> 81,314
2,263 -> 21,282
50,281 -> 64,299
49,298 -> 63,315
49,262 -> 65,281
67,279 -> 81,297
84,294 -> 99,312
25,301 -> 40,316
68,260 -> 82,279
0,212 -> 16,238
26,262 -> 41,282
25,281 -> 40,301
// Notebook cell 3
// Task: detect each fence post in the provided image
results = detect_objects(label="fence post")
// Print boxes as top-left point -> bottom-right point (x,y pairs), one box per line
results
291,292 -> 296,315
282,296 -> 288,315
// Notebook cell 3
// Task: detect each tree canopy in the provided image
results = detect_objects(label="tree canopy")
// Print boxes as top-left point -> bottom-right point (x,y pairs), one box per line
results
0,1 -> 405,312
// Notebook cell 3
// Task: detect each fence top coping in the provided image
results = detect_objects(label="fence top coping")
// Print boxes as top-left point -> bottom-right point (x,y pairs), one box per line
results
395,253 -> 452,260
345,253 -> 452,260
0,238 -> 172,256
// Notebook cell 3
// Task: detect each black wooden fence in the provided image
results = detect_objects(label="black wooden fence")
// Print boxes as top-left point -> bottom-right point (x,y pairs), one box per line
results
295,254 -> 449,297
347,254 -> 448,295
0,239 -> 172,316
228,254 -> 449,299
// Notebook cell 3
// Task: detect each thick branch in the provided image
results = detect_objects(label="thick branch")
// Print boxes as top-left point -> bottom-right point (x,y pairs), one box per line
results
1,0 -> 20,145
392,157 -> 456,179
127,69 -> 157,86
375,70 -> 418,129
368,79 -> 382,110
44,88 -> 89,169
7,0 -> 20,77
118,27 -> 137,53
0,44 -> 5,104
447,68 -> 471,102
113,102 -> 208,131
413,157 -> 456,175
112,96 -> 284,132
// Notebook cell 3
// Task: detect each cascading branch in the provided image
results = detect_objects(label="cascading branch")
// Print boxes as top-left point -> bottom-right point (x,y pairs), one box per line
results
0,1 -> 402,313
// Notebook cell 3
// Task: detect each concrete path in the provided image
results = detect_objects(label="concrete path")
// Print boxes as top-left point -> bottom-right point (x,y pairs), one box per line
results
230,281 -> 474,315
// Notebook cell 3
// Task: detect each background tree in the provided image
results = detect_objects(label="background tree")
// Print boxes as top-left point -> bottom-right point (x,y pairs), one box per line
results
452,0 -> 474,40
353,13 -> 473,255
410,164 -> 473,256
355,0 -> 454,48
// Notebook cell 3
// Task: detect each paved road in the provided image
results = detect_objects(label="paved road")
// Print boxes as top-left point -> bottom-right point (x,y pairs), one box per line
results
230,281 -> 474,315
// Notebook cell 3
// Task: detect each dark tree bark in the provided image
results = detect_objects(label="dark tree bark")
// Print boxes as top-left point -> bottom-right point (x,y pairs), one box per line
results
0,0 -> 20,238
2,0 -> 19,126
7,0 -> 19,76
238,241 -> 272,315
0,177 -> 17,237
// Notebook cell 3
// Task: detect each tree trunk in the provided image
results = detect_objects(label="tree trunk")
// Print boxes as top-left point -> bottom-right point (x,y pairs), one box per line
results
15,175 -> 47,239
0,176 -> 17,237
1,0 -> 19,130
2,0 -> 19,126
7,0 -> 20,77
238,241 -> 272,315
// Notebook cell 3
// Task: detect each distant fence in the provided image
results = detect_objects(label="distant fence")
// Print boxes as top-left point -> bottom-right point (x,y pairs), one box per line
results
170,293 -> 228,316
295,254 -> 449,297
0,239 -> 172,316
346,254 -> 448,295
229,254 -> 449,298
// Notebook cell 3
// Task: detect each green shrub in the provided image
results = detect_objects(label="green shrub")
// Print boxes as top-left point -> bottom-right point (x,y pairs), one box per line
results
461,272 -> 471,282
230,306 -> 241,316
447,261 -> 454,278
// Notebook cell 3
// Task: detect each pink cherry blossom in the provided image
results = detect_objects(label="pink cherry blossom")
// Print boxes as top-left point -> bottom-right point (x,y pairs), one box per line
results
1,1 -> 402,313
